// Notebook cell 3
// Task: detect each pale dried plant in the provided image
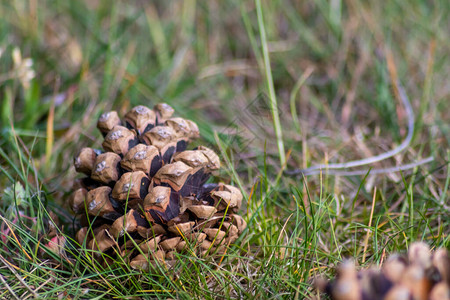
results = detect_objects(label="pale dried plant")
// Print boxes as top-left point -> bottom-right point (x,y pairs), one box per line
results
11,47 -> 35,89
0,47 -> 36,89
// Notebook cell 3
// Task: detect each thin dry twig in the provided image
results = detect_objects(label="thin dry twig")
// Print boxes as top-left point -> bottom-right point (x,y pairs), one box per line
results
302,156 -> 434,176
286,64 -> 434,176
362,188 -> 377,263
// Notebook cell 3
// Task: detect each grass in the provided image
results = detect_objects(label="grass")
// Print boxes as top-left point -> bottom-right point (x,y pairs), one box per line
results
0,0 -> 449,298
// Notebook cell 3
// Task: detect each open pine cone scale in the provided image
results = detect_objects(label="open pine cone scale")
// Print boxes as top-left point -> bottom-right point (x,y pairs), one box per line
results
70,103 -> 246,269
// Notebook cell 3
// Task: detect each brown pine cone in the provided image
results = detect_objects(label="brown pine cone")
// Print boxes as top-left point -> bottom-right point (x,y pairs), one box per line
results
70,103 -> 246,270
318,242 -> 450,300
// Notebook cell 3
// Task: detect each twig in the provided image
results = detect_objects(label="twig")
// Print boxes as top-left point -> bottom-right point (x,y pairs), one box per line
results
0,274 -> 20,300
362,188 -> 377,263
299,156 -> 434,176
286,63 -> 434,176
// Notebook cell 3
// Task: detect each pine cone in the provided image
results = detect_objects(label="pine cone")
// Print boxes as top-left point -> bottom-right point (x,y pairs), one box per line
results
318,242 -> 450,300
71,104 -> 246,270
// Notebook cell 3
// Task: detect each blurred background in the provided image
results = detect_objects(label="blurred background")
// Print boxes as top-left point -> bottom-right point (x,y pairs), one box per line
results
1,0 -> 448,187
0,0 -> 448,297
